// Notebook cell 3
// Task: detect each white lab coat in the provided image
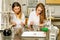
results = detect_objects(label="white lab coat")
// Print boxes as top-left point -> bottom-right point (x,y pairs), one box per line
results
10,13 -> 25,28
28,11 -> 40,25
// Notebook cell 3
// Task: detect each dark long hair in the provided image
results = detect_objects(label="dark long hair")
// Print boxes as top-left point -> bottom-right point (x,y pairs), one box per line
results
12,2 -> 22,19
36,3 -> 46,24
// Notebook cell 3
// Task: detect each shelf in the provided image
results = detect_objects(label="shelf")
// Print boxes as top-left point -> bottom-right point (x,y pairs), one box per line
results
46,0 -> 60,5
51,18 -> 60,21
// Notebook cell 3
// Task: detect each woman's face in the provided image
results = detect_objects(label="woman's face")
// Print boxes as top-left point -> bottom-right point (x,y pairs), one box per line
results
36,7 -> 43,14
13,6 -> 20,14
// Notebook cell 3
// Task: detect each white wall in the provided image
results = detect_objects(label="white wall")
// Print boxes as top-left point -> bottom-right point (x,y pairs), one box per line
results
1,0 -> 60,17
0,0 -> 2,30
0,0 -> 2,12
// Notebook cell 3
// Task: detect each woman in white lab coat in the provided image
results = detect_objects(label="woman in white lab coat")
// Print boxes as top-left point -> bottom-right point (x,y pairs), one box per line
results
10,2 -> 25,34
28,3 -> 46,30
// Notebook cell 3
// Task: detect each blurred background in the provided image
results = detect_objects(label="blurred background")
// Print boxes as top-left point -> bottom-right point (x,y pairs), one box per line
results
0,0 -> 60,30
0,0 -> 60,40
0,0 -> 60,29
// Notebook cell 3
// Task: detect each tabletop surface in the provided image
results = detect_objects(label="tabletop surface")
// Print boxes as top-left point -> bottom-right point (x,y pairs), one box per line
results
0,31 -> 47,40
0,32 -> 22,40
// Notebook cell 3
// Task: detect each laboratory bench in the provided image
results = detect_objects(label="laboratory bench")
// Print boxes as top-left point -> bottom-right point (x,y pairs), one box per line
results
0,26 -> 59,40
0,30 -> 49,40
0,31 -> 22,40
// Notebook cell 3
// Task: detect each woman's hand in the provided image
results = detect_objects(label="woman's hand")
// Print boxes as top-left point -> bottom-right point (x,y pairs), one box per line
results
28,26 -> 34,31
30,21 -> 34,25
39,24 -> 44,27
21,22 -> 25,27
11,21 -> 16,27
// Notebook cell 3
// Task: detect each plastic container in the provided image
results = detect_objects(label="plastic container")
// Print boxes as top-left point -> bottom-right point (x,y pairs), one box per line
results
40,27 -> 48,32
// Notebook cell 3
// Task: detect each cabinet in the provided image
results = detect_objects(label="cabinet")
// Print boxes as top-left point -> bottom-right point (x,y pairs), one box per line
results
46,0 -> 60,4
